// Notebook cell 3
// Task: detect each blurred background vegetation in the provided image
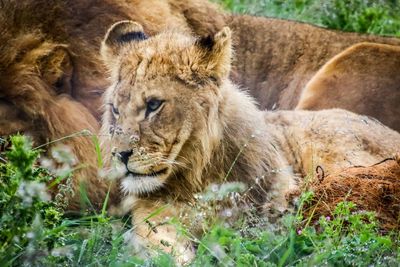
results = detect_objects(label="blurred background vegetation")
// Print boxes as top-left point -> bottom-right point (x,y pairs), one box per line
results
216,0 -> 400,36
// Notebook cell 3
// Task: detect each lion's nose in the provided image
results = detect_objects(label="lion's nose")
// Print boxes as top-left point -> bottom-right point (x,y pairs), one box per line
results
118,150 -> 133,166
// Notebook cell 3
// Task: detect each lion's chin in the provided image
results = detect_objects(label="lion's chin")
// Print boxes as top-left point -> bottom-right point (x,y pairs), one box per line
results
121,173 -> 165,195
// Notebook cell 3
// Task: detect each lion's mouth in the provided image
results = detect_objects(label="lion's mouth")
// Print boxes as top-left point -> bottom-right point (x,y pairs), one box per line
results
126,167 -> 168,178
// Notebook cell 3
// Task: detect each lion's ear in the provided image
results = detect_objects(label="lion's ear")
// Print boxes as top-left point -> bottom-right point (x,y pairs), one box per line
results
37,45 -> 73,95
101,20 -> 148,65
195,27 -> 232,82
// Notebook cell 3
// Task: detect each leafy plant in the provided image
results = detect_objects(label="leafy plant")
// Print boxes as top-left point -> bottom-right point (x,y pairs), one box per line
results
0,135 -> 400,266
216,0 -> 400,36
0,135 -> 65,266
0,135 -> 175,266
192,199 -> 399,267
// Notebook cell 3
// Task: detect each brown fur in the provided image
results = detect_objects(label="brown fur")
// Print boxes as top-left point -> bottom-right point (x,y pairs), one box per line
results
0,30 -> 116,210
0,31 -> 117,210
296,42 -> 400,132
290,156 -> 400,231
226,15 -> 400,113
3,0 -> 400,127
100,22 -> 400,260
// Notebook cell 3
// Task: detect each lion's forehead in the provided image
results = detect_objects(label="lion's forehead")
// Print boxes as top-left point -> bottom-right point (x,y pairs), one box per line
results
111,32 -> 199,108
119,53 -> 182,80
117,33 -> 194,79
115,67 -> 187,101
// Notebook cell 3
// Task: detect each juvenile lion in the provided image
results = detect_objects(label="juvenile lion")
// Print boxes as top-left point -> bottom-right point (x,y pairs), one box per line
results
0,0 -> 224,211
2,0 -> 400,178
100,21 -> 400,258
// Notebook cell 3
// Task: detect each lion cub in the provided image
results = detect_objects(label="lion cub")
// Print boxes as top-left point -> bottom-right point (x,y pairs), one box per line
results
100,21 -> 400,260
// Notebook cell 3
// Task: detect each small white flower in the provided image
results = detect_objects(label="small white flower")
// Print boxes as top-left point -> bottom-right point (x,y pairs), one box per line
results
51,145 -> 77,166
39,157 -> 55,171
211,184 -> 219,192
223,209 -> 233,217
26,232 -> 35,239
54,164 -> 72,177
16,181 -> 51,206
51,245 -> 75,258
211,243 -> 227,260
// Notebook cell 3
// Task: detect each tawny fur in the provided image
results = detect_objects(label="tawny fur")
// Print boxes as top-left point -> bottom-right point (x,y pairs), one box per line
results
296,42 -> 400,131
225,15 -> 400,112
100,22 -> 400,259
2,0 -> 400,131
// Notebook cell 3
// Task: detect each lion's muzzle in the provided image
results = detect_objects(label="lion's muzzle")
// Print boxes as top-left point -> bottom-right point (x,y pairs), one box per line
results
116,149 -> 169,178
117,149 -> 133,166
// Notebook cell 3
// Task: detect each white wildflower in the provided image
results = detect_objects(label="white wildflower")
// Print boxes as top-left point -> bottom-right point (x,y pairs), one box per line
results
39,157 -> 55,171
17,181 -> 51,206
51,245 -> 75,258
26,232 -> 35,239
211,184 -> 219,192
54,164 -> 73,177
211,243 -> 227,261
51,145 -> 77,166
223,209 -> 233,218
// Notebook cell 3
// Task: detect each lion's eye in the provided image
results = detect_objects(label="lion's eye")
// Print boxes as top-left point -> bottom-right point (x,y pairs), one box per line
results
109,103 -> 119,115
145,98 -> 163,117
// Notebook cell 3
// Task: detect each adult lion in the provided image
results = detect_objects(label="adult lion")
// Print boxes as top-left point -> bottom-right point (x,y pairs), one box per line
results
2,0 -> 400,126
296,42 -> 400,131
226,15 -> 400,112
99,21 -> 400,260
0,26 -> 110,210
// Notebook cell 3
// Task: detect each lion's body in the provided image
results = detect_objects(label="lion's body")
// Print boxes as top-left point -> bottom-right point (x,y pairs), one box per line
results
266,109 -> 400,175
227,15 -> 400,112
99,22 -> 400,260
296,42 -> 400,131
2,0 -> 400,131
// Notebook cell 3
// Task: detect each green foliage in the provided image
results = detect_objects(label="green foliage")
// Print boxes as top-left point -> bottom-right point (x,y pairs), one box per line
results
193,201 -> 399,267
3,1 -> 400,265
216,0 -> 400,36
0,136 -> 180,266
319,0 -> 400,35
1,136 -> 399,266
0,135 -> 64,266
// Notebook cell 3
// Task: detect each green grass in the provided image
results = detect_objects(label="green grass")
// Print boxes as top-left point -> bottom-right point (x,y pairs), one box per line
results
216,0 -> 400,37
1,136 -> 400,266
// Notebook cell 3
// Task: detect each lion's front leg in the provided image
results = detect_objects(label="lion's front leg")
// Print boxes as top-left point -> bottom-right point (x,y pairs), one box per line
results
131,200 -> 195,264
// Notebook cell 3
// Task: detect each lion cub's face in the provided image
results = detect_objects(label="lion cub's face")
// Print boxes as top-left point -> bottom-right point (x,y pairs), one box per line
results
101,21 -> 232,194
